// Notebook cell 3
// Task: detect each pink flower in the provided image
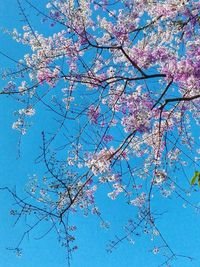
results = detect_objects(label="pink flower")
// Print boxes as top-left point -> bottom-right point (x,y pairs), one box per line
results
87,105 -> 101,124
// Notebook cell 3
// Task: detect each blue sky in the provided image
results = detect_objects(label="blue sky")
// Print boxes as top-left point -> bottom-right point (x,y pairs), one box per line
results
0,1 -> 200,267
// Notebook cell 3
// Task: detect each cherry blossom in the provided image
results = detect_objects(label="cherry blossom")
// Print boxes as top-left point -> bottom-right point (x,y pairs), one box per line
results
2,0 -> 200,265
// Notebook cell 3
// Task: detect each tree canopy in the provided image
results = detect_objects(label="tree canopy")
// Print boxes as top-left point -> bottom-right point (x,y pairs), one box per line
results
1,0 -> 200,266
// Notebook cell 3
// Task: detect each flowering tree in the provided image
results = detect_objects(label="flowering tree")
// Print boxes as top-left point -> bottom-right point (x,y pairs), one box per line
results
2,0 -> 200,265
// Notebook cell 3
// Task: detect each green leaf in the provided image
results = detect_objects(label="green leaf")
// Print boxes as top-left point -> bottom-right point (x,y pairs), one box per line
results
191,175 -> 197,185
190,171 -> 199,185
